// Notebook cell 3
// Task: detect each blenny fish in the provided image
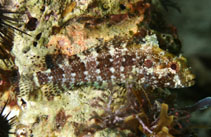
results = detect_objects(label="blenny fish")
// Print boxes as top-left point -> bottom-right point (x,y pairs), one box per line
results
18,35 -> 194,99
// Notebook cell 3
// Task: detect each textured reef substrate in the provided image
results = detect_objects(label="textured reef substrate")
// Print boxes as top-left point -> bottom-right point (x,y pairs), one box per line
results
0,0 -> 197,137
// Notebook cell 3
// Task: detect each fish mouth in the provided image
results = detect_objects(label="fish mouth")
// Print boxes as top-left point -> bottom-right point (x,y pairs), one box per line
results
181,71 -> 195,87
172,69 -> 195,88
185,79 -> 195,87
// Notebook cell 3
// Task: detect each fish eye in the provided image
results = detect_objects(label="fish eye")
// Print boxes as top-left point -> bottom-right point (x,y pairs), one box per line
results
169,62 -> 179,72
170,63 -> 177,70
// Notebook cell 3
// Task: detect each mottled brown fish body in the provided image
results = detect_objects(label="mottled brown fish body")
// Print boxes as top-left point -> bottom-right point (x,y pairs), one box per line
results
36,47 -> 140,85
33,40 -> 194,89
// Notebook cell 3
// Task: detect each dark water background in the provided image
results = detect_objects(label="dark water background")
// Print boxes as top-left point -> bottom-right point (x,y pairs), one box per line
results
166,0 -> 211,136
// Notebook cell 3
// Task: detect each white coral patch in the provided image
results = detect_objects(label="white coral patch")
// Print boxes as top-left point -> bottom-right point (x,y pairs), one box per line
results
48,76 -> 53,81
120,73 -> 125,79
33,73 -> 40,87
154,68 -> 169,79
120,66 -> 124,72
143,34 -> 159,46
122,57 -> 126,62
173,75 -> 182,88
96,76 -> 102,81
83,71 -> 88,75
145,67 -> 154,75
71,73 -> 76,77
108,46 -> 116,56
45,69 -> 52,74
140,77 -> 146,83
109,67 -> 115,73
96,69 -> 101,74
78,54 -> 86,61
111,75 -> 116,80
91,50 -> 99,58
109,58 -> 114,62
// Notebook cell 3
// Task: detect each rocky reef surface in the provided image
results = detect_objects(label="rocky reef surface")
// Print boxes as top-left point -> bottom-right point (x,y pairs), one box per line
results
0,0 -> 203,137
